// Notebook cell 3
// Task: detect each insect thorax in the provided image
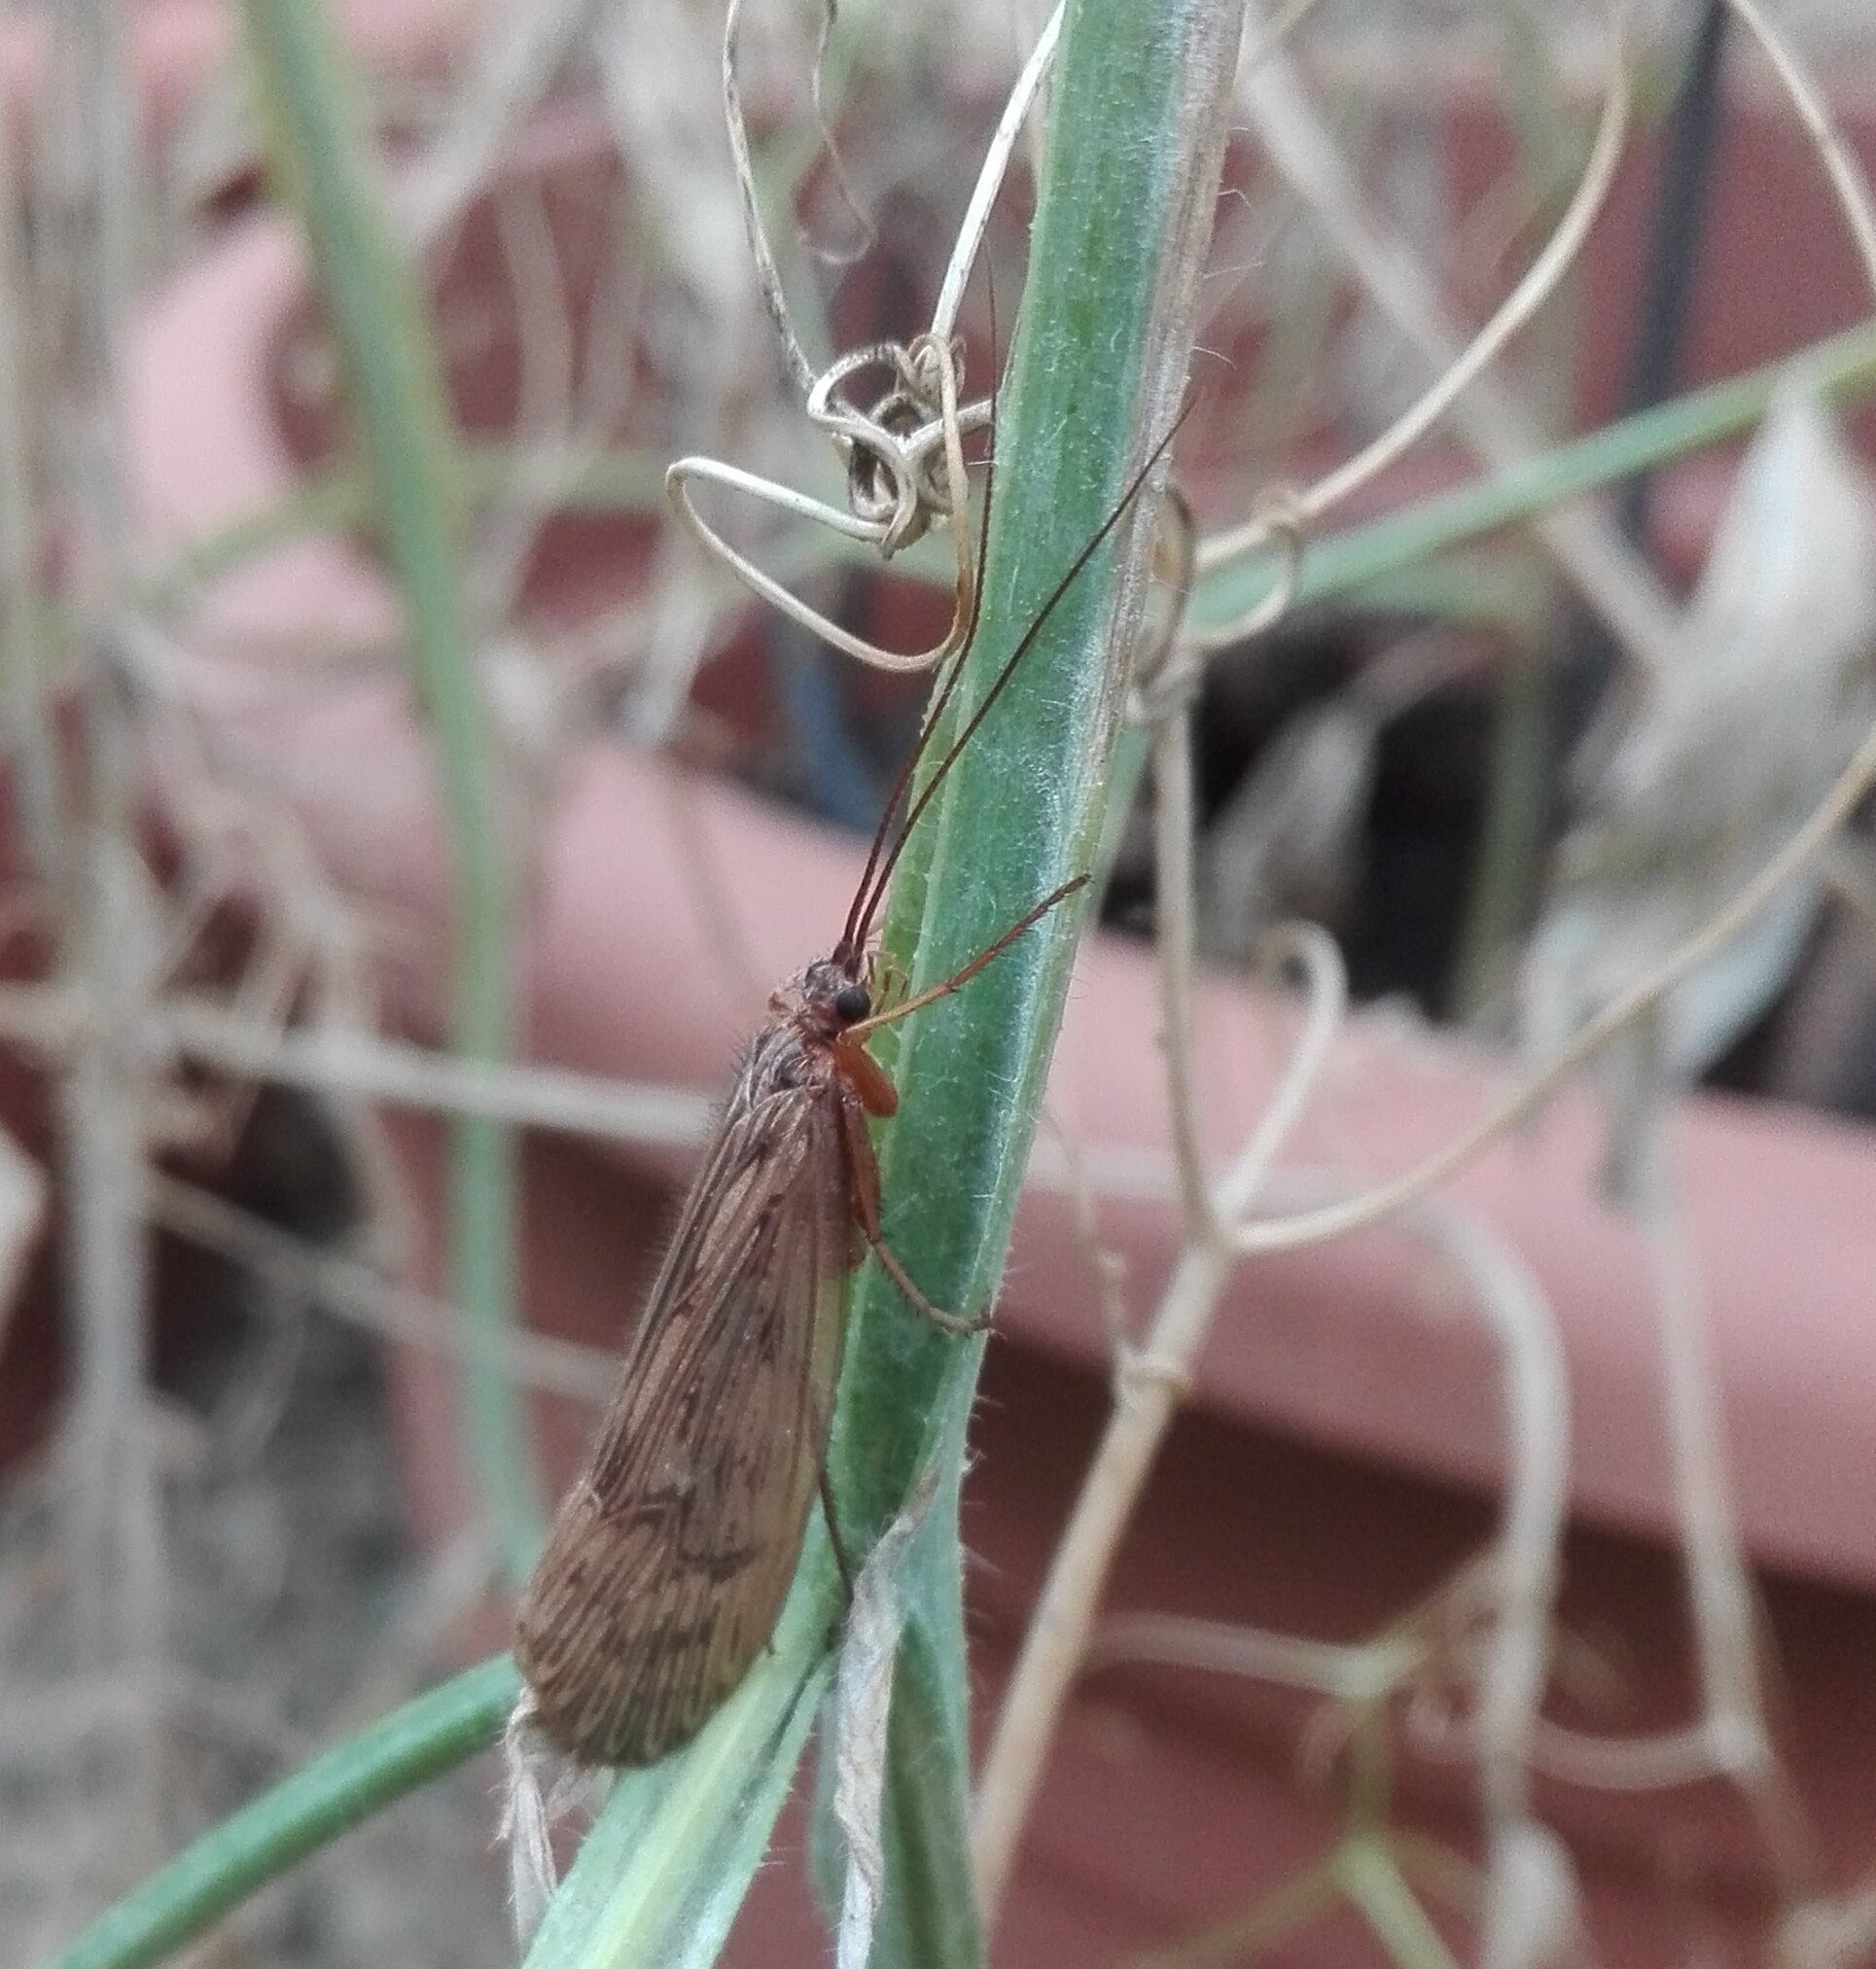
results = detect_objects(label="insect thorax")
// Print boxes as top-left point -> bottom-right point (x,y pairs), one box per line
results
766,951 -> 869,1043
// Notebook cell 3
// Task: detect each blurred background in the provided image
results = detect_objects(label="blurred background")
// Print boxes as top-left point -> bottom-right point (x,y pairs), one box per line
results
3,1 -> 1876,1964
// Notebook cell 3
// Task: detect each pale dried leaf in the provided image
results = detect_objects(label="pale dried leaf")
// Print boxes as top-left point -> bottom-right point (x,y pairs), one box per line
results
501,1697 -> 561,1950
1201,694 -> 1379,958
500,1695 -> 593,1951
1332,101 -> 1454,437
0,1123 -> 46,1357
1479,1820 -> 1586,1969
1525,388 -> 1876,1181
831,1471 -> 938,1969
1201,630 -> 1464,957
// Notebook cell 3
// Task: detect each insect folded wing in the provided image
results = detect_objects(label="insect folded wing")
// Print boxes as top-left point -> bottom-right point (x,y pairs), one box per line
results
515,1061 -> 854,1767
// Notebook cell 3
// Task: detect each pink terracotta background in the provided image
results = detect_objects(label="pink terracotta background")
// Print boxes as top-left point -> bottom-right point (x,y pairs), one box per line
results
83,43 -> 1876,1969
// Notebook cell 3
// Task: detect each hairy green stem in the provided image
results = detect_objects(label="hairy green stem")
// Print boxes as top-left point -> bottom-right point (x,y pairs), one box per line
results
822,4 -> 1246,1961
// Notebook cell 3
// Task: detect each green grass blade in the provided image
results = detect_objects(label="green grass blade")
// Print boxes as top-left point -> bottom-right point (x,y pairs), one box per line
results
823,2 -> 1249,1961
238,0 -> 541,1582
1189,316 -> 1876,636
143,441 -> 666,613
40,1659 -> 520,1969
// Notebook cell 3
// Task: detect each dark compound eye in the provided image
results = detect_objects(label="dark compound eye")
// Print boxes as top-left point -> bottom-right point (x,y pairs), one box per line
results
833,982 -> 870,1024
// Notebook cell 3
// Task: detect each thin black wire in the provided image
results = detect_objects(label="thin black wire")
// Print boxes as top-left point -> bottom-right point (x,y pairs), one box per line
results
1560,0 -> 1732,745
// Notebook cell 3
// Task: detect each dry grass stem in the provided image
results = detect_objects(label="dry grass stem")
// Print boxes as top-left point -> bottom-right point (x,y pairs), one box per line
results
1229,701 -> 1876,1258
1149,746 -> 1220,1204
594,0 -> 770,743
1225,2 -> 1876,1262
666,331 -> 978,674
160,1000 -> 714,1149
1236,26 -> 1627,541
0,981 -> 713,1150
1242,0 -> 1337,80
1405,1204 -> 1568,1839
662,0 -> 1081,684
400,0 -> 600,247
1145,586 -> 1217,1244
149,1174 -> 612,1403
0,91 -> 69,905
1633,1165 -> 1814,1884
1089,1612 -> 1421,1704
971,919 -> 1346,1922
1036,1106 -> 1132,1354
1726,0 -> 1876,296
927,0 -> 1063,341
1086,1193 -> 1568,1892
32,0 -> 169,1920
719,0 -> 818,399
1528,1715 -> 1742,1791
467,179 -> 582,629
1205,15 -> 1680,673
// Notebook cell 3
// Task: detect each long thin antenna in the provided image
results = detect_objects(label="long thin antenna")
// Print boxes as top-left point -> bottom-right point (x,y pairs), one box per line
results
838,415 -> 997,956
839,280 -> 1005,959
849,400 -> 1194,950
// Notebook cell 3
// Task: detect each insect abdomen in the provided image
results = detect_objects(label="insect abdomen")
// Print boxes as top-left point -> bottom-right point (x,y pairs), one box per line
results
513,1073 -> 859,1767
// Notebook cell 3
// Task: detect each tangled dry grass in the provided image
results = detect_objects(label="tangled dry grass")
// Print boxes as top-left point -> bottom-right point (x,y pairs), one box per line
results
3,2 -> 1876,1965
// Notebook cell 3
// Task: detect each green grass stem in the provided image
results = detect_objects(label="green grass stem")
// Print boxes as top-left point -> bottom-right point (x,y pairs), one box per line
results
40,1659 -> 520,1969
239,0 -> 542,1584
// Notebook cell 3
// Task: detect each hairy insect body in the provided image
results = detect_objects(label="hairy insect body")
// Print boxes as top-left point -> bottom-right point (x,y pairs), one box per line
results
514,954 -> 886,1767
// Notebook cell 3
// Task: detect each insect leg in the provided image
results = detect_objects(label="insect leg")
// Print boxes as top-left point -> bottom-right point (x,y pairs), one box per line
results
865,1224 -> 991,1334
839,1076 -> 987,1334
867,951 -> 912,1016
848,874 -> 1088,1039
817,1459 -> 858,1600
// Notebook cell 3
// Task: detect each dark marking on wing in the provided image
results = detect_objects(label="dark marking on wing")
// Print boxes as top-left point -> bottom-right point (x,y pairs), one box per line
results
514,1046 -> 860,1766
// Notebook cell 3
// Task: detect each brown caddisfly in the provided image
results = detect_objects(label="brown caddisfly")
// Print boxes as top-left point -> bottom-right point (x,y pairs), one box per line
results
513,401 -> 1183,1770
